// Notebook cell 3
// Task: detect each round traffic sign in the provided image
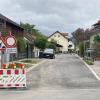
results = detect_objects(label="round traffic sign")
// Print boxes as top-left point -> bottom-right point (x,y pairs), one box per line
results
5,35 -> 17,48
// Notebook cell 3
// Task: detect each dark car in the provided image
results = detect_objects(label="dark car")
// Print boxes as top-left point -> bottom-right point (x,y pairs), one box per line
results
39,48 -> 55,59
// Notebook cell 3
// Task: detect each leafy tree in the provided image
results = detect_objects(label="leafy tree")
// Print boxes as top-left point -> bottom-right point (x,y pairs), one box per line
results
20,22 -> 46,38
46,42 -> 56,51
93,35 -> 100,52
79,42 -> 84,57
34,37 -> 47,49
84,28 -> 90,40
17,37 -> 27,52
94,35 -> 100,42
72,28 -> 85,44
20,22 -> 47,50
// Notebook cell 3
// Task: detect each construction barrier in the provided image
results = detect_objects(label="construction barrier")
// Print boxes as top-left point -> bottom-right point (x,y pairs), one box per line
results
0,69 -> 26,88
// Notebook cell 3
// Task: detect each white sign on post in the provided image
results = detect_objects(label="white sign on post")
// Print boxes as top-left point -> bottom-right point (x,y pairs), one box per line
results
0,37 -> 6,50
6,48 -> 17,54
5,35 -> 16,48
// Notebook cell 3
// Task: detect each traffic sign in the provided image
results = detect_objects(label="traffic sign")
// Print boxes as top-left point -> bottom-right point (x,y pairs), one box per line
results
6,48 -> 17,54
0,37 -> 6,50
5,35 -> 17,48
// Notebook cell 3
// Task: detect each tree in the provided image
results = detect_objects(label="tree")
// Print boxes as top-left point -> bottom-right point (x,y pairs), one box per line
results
93,35 -> 100,52
46,42 -> 56,51
20,22 -> 36,33
94,35 -> 100,42
72,28 -> 85,45
20,22 -> 46,39
79,42 -> 84,57
34,37 -> 47,50
84,28 -> 90,40
17,37 -> 27,52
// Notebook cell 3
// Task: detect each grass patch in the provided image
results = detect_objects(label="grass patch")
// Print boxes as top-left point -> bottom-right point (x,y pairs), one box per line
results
84,59 -> 94,65
21,59 -> 37,64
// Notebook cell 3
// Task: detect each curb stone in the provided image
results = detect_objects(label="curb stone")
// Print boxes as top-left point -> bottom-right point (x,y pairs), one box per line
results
26,60 -> 46,72
75,54 -> 100,81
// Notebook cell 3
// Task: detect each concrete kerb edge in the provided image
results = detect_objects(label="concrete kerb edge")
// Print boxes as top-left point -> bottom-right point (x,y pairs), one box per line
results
26,60 -> 46,72
76,54 -> 100,81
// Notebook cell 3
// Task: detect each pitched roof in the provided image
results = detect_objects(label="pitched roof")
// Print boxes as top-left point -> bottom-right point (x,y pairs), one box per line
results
48,31 -> 69,39
0,13 -> 24,30
93,20 -> 100,27
60,32 -> 68,37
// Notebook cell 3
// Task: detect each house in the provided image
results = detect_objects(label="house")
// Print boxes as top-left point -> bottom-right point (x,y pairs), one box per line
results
48,31 -> 69,53
0,13 -> 34,59
84,20 -> 100,60
0,13 -> 24,37
68,40 -> 75,51
89,21 -> 100,48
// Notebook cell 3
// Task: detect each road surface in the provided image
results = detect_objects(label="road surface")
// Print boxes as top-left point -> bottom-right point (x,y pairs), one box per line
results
1,54 -> 100,100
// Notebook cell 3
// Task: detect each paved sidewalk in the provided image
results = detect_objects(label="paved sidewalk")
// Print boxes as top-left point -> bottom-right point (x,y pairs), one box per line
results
90,61 -> 100,78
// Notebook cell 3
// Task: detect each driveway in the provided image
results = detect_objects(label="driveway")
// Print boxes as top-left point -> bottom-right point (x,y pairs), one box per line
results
1,54 -> 100,100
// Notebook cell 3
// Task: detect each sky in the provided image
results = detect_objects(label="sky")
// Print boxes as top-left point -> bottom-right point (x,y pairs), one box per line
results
0,0 -> 100,36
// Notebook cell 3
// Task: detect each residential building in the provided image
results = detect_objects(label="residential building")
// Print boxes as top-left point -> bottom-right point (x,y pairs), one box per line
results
85,20 -> 100,60
0,13 -> 24,37
0,13 -> 34,59
48,31 -> 69,53
89,21 -> 100,48
68,40 -> 75,51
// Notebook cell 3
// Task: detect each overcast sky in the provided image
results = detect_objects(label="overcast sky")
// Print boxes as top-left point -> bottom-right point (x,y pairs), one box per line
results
0,0 -> 100,35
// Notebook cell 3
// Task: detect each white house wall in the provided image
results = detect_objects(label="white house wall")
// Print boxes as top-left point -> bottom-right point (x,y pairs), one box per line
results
48,32 -> 69,52
68,41 -> 75,50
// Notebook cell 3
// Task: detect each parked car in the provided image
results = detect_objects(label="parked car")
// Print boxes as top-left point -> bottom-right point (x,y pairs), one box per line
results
39,48 -> 55,59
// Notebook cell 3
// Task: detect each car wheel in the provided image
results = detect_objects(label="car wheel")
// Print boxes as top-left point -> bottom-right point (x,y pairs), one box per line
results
51,56 -> 55,59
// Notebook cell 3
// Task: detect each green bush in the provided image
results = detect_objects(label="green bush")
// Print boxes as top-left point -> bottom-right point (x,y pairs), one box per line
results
46,42 -> 56,51
79,42 -> 84,57
34,37 -> 47,49
21,60 -> 37,64
17,37 -> 27,52
84,59 -> 94,65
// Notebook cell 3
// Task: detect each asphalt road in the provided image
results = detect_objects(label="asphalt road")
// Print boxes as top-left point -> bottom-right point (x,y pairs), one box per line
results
1,54 -> 100,100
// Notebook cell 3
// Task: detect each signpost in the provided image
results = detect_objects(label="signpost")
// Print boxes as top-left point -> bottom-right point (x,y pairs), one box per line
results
6,48 -> 17,54
5,35 -> 17,48
0,37 -> 6,50
0,34 -> 26,88
0,37 -> 6,68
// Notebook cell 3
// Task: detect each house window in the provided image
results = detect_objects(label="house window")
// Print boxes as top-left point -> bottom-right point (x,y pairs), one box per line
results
58,35 -> 60,37
54,35 -> 56,37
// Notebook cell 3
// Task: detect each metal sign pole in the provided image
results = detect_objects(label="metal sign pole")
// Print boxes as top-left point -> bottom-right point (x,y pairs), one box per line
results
0,51 -> 1,68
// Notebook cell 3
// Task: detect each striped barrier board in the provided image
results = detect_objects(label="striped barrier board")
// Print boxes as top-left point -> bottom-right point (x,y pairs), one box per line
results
0,69 -> 26,88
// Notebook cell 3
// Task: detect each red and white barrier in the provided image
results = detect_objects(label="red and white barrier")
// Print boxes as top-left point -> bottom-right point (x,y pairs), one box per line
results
0,69 -> 26,88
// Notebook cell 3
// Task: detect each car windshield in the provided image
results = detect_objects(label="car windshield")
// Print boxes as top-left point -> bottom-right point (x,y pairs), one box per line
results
44,49 -> 53,54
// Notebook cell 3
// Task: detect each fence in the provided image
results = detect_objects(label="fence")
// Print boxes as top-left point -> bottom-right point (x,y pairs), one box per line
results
9,52 -> 35,61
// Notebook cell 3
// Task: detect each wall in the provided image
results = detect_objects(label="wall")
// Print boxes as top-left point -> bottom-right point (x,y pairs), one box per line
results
48,32 -> 69,52
6,23 -> 24,37
68,41 -> 75,50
